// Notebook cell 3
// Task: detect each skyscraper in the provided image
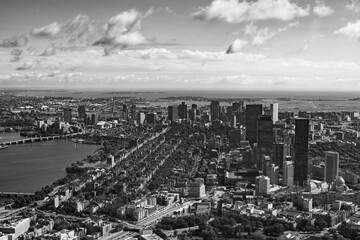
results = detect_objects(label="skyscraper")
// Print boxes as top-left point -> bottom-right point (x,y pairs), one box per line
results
137,112 -> 146,125
255,175 -> 270,195
294,118 -> 309,186
246,104 -> 263,146
63,107 -> 72,123
267,164 -> 279,185
178,102 -> 187,119
274,143 -> 285,167
324,151 -> 339,184
283,161 -> 294,186
130,105 -> 136,122
78,105 -> 86,120
270,103 -> 278,123
257,115 -> 274,169
168,106 -> 178,123
123,104 -> 128,121
210,101 -> 220,121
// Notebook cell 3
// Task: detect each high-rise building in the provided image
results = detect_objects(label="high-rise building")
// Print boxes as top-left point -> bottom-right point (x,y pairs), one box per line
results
274,143 -> 285,167
107,154 -> 115,168
267,164 -> 279,185
294,118 -> 309,186
78,105 -> 86,120
255,175 -> 270,195
137,112 -> 146,125
229,129 -> 242,147
188,108 -> 196,121
210,101 -> 220,121
270,103 -> 279,123
246,104 -> 263,146
283,161 -> 294,186
324,151 -> 339,184
146,113 -> 157,125
130,105 -> 136,124
123,104 -> 128,121
63,107 -> 72,123
178,102 -> 187,119
257,115 -> 274,169
91,113 -> 98,125
168,106 -> 178,123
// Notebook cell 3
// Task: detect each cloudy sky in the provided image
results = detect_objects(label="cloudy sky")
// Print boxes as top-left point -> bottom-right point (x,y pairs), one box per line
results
0,0 -> 360,91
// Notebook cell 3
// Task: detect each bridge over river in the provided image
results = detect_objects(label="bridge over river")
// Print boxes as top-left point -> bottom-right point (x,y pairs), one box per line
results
0,132 -> 83,146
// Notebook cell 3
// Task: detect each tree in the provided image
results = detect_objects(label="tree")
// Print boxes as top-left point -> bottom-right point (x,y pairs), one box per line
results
222,225 -> 235,238
253,231 -> 266,240
315,218 -> 328,230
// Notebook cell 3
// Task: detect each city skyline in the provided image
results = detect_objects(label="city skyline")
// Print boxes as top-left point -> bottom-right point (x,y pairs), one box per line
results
1,0 -> 360,91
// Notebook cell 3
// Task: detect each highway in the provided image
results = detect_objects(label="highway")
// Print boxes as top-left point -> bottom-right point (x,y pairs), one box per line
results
97,203 -> 179,240
137,203 -> 178,227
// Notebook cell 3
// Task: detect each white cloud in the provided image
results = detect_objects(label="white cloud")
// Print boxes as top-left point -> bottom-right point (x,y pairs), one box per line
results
244,22 -> 299,45
192,0 -> 309,23
335,20 -> 360,41
0,35 -> 28,48
347,0 -> 360,12
313,2 -> 334,17
2,47 -> 360,90
93,9 -> 149,55
226,39 -> 248,54
41,46 -> 57,56
31,22 -> 62,38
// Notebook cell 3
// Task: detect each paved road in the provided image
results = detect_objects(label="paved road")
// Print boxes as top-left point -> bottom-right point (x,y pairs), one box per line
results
137,203 -> 178,227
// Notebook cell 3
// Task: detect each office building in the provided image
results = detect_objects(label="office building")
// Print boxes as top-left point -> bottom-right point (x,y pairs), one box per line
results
294,118 -> 309,186
302,197 -> 313,212
210,101 -> 220,121
146,113 -> 157,125
229,129 -> 242,147
257,115 -> 274,170
130,105 -> 136,121
178,102 -> 187,119
187,179 -> 206,198
274,143 -> 285,167
63,107 -> 72,123
123,104 -> 128,121
78,105 -> 86,120
91,113 -> 98,125
283,161 -> 294,186
324,151 -> 339,184
246,104 -> 263,146
267,164 -> 279,185
270,103 -> 279,123
137,112 -> 146,125
168,106 -> 178,123
232,102 -> 241,112
189,108 -> 196,121
0,218 -> 30,239
107,154 -> 115,168
255,175 -> 270,195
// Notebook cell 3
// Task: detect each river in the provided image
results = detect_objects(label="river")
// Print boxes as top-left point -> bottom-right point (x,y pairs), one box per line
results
0,133 -> 99,193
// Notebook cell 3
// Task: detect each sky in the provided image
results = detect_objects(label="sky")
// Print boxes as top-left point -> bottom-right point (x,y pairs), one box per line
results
0,0 -> 360,91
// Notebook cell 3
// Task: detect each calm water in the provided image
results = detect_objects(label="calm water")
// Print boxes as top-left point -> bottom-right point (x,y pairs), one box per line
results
3,88 -> 360,100
0,139 -> 99,193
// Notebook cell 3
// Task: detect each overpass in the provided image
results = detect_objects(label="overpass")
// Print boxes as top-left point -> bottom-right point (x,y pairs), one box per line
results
0,132 -> 83,146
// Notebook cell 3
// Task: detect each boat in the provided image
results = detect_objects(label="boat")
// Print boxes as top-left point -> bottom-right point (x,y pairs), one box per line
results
0,145 -> 9,150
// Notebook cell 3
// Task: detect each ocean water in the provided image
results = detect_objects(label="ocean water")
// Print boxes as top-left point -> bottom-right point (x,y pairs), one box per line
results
2,88 -> 359,100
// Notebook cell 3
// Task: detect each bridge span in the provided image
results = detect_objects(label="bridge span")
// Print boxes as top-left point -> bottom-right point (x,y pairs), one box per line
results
0,133 -> 83,146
